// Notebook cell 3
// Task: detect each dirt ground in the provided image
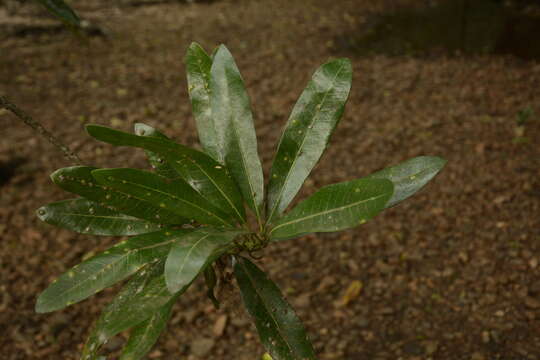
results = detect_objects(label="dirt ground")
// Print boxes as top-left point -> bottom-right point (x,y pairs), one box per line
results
1,0 -> 540,359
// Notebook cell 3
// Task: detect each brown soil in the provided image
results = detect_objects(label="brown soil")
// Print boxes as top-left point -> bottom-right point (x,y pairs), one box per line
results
1,0 -> 539,359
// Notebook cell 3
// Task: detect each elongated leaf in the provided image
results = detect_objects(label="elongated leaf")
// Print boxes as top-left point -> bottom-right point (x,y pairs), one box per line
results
36,229 -> 192,313
119,301 -> 173,360
267,59 -> 352,223
86,125 -> 246,223
37,0 -> 80,27
270,178 -> 393,240
186,43 -> 219,160
233,256 -> 316,360
51,166 -> 187,225
210,45 -> 264,220
37,198 -> 160,236
92,168 -> 234,227
134,123 -> 180,179
366,156 -> 446,208
81,261 -> 188,360
165,228 -> 243,293
204,264 -> 220,308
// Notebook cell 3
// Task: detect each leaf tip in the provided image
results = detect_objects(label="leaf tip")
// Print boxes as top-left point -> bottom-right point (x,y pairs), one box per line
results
35,295 -> 52,314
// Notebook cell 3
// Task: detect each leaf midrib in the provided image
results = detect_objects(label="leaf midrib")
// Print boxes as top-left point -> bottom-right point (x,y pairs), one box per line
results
43,236 -> 177,307
115,175 -> 231,226
173,233 -> 211,288
270,192 -> 388,234
177,154 -> 245,223
240,260 -> 307,359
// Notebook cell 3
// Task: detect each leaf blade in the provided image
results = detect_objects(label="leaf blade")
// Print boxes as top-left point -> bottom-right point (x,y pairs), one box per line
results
119,302 -> 173,360
86,125 -> 246,223
270,178 -> 393,240
36,0 -> 80,27
92,168 -> 234,227
233,256 -> 316,360
81,261 -> 188,360
267,58 -> 352,223
134,123 -> 180,179
36,229 -> 192,313
210,45 -> 264,220
185,42 -> 220,160
164,228 -> 243,293
51,166 -> 187,225
36,198 -> 160,236
366,156 -> 446,208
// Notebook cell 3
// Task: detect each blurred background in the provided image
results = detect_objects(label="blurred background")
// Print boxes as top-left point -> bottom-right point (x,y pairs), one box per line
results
1,0 -> 539,359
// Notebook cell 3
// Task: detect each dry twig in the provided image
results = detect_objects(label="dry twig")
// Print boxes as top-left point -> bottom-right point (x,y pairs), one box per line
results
0,95 -> 82,164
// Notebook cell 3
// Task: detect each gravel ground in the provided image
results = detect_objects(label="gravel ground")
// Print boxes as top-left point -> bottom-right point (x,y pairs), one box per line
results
1,0 -> 539,359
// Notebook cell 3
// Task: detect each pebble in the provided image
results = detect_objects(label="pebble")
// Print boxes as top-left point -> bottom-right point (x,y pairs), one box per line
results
190,337 -> 215,357
524,297 -> 540,309
471,352 -> 485,360
213,314 -> 228,337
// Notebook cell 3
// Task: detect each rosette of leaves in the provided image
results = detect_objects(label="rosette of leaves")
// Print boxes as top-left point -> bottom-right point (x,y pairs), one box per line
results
35,42 -> 446,360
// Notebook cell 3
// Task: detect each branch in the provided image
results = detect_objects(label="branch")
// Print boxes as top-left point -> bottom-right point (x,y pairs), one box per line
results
0,95 -> 82,165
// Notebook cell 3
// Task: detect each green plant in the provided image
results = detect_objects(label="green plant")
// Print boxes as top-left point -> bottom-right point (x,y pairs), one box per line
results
36,42 -> 446,360
36,0 -> 81,27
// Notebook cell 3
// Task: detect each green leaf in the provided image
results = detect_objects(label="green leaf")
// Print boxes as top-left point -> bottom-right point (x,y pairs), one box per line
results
270,178 -> 393,240
119,302 -> 173,360
185,43 -> 220,160
92,168 -> 234,227
36,0 -> 80,27
210,45 -> 264,221
366,156 -> 447,208
51,166 -> 187,225
86,125 -> 246,223
165,228 -> 244,293
36,229 -> 192,313
81,261 -> 188,360
267,59 -> 352,223
134,123 -> 180,179
204,264 -> 220,309
36,198 -> 160,236
233,256 -> 316,360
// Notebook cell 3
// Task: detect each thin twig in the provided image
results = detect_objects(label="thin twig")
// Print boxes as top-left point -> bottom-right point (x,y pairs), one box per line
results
0,95 -> 82,165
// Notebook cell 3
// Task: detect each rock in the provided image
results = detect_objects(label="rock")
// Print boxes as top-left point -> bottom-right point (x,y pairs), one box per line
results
191,337 -> 215,357
471,352 -> 485,360
212,314 -> 228,337
293,293 -> 311,308
524,297 -> 540,309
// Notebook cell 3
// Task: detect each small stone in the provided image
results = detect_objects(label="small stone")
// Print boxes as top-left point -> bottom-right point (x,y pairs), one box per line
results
213,314 -> 228,337
191,337 -> 215,357
524,297 -> 540,309
293,293 -> 311,308
148,349 -> 163,358
230,316 -> 249,327
481,331 -> 490,343
471,352 -> 485,360
494,310 -> 505,317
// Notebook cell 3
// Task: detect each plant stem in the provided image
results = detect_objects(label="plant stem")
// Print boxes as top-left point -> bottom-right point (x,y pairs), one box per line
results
0,95 -> 82,165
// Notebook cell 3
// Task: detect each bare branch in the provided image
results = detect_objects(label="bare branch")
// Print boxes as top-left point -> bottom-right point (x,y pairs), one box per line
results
0,95 -> 82,165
